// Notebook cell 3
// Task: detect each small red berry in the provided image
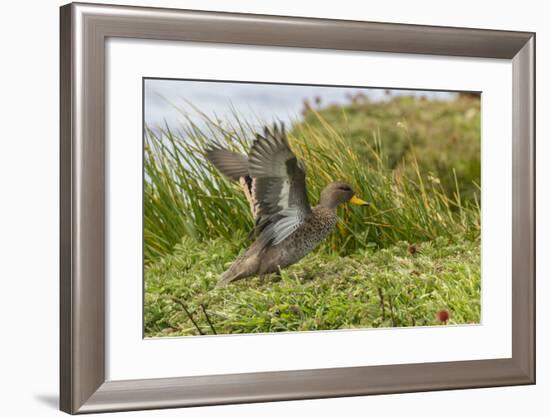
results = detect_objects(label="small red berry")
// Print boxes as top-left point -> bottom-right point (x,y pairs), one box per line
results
436,309 -> 450,324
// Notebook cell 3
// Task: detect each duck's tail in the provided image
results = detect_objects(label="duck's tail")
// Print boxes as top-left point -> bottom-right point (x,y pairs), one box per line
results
215,250 -> 260,288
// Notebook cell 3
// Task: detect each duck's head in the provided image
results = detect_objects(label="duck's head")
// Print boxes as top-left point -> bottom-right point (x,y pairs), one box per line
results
319,181 -> 369,209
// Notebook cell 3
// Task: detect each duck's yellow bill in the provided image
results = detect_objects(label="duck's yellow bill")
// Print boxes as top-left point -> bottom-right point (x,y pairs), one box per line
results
350,195 -> 369,206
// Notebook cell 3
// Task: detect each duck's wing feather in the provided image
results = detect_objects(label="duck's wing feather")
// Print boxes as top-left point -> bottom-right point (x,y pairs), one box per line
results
205,145 -> 259,218
248,124 -> 312,246
205,146 -> 249,181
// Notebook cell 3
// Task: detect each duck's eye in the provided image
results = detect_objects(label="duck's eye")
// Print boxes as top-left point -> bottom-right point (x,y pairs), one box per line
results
339,186 -> 352,192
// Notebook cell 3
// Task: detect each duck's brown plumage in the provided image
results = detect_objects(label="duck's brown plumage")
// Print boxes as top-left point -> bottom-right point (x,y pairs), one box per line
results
205,124 -> 367,287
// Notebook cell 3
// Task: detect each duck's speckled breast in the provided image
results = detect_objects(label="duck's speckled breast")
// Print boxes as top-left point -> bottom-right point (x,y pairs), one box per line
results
293,206 -> 338,254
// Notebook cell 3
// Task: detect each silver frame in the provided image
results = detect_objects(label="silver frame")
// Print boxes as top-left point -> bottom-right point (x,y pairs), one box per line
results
60,2 -> 535,414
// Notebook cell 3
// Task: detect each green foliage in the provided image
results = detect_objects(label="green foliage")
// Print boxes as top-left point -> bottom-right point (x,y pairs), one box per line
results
301,93 -> 481,201
144,96 -> 480,263
143,96 -> 481,335
144,234 -> 480,336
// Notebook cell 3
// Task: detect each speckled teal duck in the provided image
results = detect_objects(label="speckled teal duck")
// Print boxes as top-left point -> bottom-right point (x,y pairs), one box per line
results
206,124 -> 368,287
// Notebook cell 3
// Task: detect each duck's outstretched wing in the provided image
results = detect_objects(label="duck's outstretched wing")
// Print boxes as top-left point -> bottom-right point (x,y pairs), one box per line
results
248,124 -> 312,246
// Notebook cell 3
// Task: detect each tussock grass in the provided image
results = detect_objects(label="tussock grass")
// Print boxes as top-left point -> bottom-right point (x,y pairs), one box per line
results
144,104 -> 480,263
302,93 -> 481,201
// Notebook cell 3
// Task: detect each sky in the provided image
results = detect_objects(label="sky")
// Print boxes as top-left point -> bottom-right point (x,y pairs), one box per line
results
144,79 -> 456,130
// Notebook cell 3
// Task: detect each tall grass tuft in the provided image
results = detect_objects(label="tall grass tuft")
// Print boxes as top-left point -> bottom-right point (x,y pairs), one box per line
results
144,111 -> 480,263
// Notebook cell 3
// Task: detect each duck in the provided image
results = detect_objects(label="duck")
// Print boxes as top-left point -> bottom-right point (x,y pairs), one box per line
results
205,123 -> 368,288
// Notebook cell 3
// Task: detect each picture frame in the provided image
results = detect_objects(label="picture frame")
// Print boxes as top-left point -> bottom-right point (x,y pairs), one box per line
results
59,2 -> 535,414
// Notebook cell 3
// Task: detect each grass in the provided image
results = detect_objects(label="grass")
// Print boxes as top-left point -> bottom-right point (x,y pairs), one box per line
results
143,94 -> 481,335
144,96 -> 480,263
301,92 -> 481,201
144,234 -> 480,336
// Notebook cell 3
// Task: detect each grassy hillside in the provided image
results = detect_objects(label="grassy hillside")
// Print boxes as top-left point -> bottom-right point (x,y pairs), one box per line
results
299,93 -> 480,201
143,94 -> 481,335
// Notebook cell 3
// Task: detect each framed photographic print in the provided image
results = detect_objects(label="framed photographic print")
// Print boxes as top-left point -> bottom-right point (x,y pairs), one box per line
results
59,2 -> 535,414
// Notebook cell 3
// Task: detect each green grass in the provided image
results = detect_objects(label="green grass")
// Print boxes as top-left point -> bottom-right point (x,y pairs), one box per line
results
144,234 -> 480,336
144,96 -> 480,263
143,94 -> 481,335
300,93 -> 481,201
